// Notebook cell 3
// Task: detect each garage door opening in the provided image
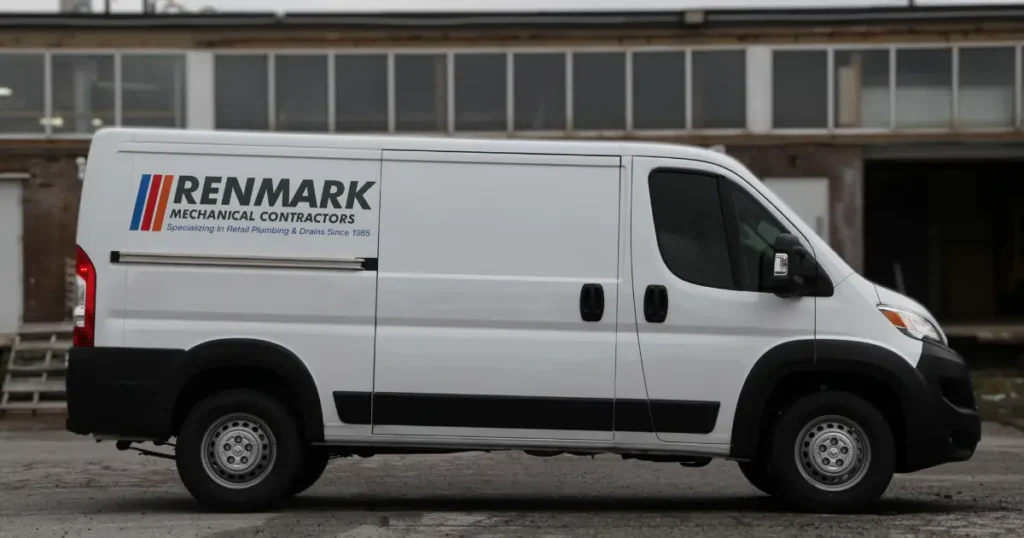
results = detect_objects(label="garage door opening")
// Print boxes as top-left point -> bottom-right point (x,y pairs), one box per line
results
864,159 -> 1024,335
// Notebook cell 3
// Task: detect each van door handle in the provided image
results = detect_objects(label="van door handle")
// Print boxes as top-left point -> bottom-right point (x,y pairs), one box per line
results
644,284 -> 668,323
579,283 -> 605,322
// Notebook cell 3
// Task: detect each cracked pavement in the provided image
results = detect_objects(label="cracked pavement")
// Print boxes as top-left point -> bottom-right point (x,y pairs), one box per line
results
1,422 -> 1023,537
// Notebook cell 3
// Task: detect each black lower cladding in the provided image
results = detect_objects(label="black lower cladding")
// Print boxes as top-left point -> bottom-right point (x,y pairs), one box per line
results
333,391 -> 721,434
66,340 -> 326,442
65,346 -> 186,439
907,339 -> 981,470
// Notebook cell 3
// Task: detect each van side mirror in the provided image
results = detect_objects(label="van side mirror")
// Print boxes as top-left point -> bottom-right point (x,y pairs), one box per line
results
761,233 -> 817,298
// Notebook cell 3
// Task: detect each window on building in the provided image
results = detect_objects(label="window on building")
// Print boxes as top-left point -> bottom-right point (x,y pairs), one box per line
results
721,181 -> 790,292
454,53 -> 507,132
572,52 -> 626,130
0,54 -> 44,134
896,48 -> 952,129
632,50 -> 687,130
834,49 -> 890,129
649,169 -> 734,290
959,47 -> 1015,129
773,50 -> 828,129
215,55 -> 269,130
274,55 -> 328,132
395,54 -> 447,132
121,54 -> 187,128
51,54 -> 115,134
335,54 -> 388,132
691,50 -> 746,129
514,53 -> 566,131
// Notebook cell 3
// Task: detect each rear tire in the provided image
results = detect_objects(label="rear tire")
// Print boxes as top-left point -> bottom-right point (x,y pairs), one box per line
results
176,389 -> 303,512
290,447 -> 330,496
737,460 -> 776,496
769,390 -> 895,514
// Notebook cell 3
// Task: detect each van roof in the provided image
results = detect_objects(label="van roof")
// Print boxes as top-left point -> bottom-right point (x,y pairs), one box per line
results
95,127 -> 746,170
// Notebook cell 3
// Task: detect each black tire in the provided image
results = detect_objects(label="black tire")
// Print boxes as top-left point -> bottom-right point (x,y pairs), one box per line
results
737,460 -> 776,496
769,390 -> 895,514
289,447 -> 330,496
176,389 -> 303,513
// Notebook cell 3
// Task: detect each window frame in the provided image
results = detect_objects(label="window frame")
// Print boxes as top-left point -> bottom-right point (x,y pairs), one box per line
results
332,51 -> 391,134
718,178 -> 794,293
2,41 -> 1021,139
647,167 -> 737,292
271,52 -> 330,133
647,165 -> 821,295
0,48 -> 191,140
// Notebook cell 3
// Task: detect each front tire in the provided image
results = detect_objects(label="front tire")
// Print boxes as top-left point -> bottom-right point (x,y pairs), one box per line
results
737,460 -> 776,496
769,390 -> 895,514
176,389 -> 303,512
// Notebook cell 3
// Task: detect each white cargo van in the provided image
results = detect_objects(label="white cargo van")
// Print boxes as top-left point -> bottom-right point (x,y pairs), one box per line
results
67,127 -> 979,514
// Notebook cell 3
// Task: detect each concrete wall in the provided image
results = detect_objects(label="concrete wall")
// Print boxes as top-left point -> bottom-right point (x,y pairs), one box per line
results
0,153 -> 82,323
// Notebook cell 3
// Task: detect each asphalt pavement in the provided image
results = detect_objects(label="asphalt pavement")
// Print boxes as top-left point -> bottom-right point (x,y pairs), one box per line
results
1,422 -> 1023,537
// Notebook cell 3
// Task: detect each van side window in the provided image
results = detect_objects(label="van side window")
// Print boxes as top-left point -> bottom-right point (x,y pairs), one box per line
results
720,180 -> 791,292
648,169 -> 734,290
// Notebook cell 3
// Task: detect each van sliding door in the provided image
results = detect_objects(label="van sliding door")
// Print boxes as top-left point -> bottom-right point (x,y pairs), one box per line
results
369,150 -> 622,441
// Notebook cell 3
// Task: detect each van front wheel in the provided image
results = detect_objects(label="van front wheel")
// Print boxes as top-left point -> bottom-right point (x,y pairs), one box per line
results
737,460 -> 776,496
769,390 -> 895,514
176,389 -> 303,512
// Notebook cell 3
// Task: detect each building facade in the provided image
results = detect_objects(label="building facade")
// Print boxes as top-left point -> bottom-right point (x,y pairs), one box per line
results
1,6 -> 1024,334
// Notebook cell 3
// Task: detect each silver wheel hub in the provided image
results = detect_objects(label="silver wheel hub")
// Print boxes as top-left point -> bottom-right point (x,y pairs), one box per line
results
201,413 -> 276,489
795,415 -> 871,492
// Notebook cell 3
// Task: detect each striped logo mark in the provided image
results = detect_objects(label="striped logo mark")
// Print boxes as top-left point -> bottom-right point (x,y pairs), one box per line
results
129,174 -> 175,232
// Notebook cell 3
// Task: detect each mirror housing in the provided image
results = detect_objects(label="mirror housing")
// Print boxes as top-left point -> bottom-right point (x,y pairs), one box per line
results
761,233 -> 817,298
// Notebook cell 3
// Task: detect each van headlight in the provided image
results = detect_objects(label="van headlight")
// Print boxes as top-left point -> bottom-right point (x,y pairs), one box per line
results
877,305 -> 943,344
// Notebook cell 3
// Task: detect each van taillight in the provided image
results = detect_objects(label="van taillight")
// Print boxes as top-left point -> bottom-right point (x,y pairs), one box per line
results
73,245 -> 96,348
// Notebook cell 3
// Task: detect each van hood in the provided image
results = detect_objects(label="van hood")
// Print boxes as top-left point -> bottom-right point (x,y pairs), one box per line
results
873,284 -> 945,337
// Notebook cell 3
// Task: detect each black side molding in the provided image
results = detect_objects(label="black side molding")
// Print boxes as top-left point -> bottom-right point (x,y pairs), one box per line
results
333,391 -> 719,435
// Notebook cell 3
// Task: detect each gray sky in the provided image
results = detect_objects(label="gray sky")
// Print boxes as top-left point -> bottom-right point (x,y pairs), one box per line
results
2,0 -> 1021,14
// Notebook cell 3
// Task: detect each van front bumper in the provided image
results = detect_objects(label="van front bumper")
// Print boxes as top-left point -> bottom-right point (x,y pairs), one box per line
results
900,340 -> 981,472
65,346 -> 184,441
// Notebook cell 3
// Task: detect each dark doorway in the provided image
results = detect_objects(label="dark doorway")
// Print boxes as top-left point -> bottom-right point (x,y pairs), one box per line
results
864,159 -> 1024,323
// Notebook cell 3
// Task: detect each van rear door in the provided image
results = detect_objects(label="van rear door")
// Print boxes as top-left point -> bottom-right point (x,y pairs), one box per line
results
119,143 -> 382,438
370,150 -> 622,441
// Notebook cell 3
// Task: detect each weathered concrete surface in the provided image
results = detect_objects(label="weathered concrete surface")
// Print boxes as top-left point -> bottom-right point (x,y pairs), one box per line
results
1,423 -> 1023,537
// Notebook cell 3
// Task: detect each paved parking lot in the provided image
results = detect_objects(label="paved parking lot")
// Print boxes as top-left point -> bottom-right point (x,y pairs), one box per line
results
1,422 -> 1023,537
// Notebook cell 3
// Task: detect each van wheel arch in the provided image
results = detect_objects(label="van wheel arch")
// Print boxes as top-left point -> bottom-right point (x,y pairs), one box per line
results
170,339 -> 324,443
731,339 -> 922,472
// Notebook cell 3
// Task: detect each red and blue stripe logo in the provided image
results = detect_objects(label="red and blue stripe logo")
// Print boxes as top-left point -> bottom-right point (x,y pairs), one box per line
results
129,174 -> 175,232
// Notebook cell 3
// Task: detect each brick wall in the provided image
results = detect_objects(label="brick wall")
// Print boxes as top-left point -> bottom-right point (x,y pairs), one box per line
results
0,153 -> 82,323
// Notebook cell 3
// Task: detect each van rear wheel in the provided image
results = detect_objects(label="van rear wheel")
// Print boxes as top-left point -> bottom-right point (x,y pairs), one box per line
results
176,389 -> 303,512
769,390 -> 895,513
290,447 -> 330,496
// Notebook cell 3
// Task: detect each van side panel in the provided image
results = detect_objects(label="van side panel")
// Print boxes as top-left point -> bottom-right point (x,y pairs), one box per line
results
78,130 -> 134,347
119,145 -> 381,436
371,150 -> 621,440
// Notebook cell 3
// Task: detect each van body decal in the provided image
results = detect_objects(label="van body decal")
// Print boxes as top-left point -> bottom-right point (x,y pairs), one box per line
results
128,173 -> 378,238
129,173 -> 175,232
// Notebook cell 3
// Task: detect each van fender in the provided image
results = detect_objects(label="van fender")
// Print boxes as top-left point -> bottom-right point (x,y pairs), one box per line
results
729,338 -> 926,462
169,338 -> 325,442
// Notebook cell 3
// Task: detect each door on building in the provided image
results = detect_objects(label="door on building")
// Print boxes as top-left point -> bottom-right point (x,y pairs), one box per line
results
0,177 -> 23,336
764,178 -> 830,245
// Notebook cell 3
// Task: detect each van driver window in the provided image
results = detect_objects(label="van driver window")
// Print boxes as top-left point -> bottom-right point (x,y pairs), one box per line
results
648,169 -> 735,290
